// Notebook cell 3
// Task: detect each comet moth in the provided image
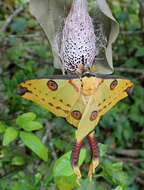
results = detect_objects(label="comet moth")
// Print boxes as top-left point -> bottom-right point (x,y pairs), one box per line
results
18,73 -> 133,180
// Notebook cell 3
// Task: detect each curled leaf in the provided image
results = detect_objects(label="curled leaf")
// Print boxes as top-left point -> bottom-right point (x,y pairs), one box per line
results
30,0 -> 119,74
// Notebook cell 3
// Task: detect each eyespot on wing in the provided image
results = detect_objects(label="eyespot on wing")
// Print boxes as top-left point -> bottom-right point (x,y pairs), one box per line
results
110,80 -> 118,90
71,110 -> 82,120
89,111 -> 98,121
47,80 -> 58,91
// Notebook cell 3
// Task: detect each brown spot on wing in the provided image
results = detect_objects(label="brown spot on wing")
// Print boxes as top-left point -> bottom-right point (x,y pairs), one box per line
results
96,80 -> 104,90
94,79 -> 104,93
99,79 -> 104,86
48,103 -> 54,107
56,106 -> 61,110
108,102 -> 112,106
66,104 -> 71,107
63,110 -> 70,114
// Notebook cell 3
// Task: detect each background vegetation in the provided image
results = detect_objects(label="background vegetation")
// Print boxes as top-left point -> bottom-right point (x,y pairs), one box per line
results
0,0 -> 144,189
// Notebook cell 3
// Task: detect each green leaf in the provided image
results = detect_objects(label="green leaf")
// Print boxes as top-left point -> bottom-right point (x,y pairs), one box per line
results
135,47 -> 144,57
0,122 -> 7,133
77,179 -> 96,190
16,112 -> 36,126
117,11 -> 128,22
55,176 -> 78,190
112,186 -> 123,190
112,171 -> 129,187
53,149 -> 86,190
34,173 -> 42,185
102,159 -> 129,187
20,131 -> 48,161
99,143 -> 107,157
11,156 -> 26,166
10,18 -> 28,33
124,58 -> 139,67
21,121 -> 43,131
3,127 -> 18,146
112,162 -> 123,172
7,47 -> 22,62
53,148 -> 86,178
102,159 -> 123,173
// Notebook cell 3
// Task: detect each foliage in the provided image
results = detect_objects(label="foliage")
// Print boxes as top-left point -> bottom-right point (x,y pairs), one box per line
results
1,112 -> 48,161
0,0 -> 144,190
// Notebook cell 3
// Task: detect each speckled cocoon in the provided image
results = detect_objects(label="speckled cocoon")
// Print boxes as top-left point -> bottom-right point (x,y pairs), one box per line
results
30,0 -> 119,74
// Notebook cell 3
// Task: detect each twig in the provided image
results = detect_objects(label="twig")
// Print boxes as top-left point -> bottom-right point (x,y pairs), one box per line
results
115,67 -> 144,74
135,74 -> 144,80
0,167 -> 24,179
119,158 -> 144,163
42,121 -> 58,161
121,30 -> 144,35
1,2 -> 28,32
9,33 -> 42,38
114,149 -> 144,158
136,177 -> 144,185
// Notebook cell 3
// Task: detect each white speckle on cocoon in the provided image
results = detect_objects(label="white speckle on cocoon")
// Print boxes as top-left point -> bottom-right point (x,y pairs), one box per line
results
60,0 -> 97,74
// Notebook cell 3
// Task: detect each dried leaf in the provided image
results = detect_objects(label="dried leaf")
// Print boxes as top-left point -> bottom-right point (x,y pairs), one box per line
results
30,0 -> 119,74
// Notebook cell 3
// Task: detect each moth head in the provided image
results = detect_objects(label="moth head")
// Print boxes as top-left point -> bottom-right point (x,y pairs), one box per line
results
82,76 -> 104,96
82,76 -> 98,96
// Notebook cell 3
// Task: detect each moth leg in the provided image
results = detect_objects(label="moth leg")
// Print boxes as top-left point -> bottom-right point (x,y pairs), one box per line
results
87,131 -> 99,180
71,140 -> 83,183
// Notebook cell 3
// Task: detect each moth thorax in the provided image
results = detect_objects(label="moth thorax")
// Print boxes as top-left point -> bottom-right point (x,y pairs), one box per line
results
82,77 -> 97,96
60,0 -> 97,74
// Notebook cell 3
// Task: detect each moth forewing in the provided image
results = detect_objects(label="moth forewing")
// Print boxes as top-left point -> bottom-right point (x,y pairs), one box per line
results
76,77 -> 134,141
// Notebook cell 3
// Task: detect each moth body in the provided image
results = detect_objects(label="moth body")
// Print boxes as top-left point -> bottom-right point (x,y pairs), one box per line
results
18,73 -> 133,180
81,76 -> 102,96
